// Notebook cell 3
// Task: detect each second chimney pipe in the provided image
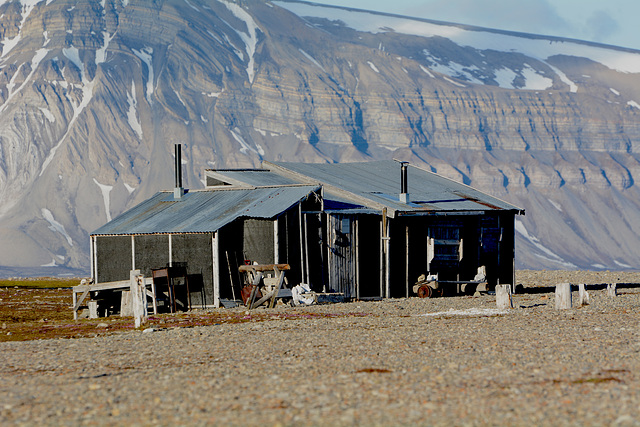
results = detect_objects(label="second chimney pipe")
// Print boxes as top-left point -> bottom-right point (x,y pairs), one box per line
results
174,144 -> 184,199
398,161 -> 410,204
175,144 -> 182,189
400,162 -> 408,195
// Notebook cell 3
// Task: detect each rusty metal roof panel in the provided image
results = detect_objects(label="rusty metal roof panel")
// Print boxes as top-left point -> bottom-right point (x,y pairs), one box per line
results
91,186 -> 320,235
268,161 -> 523,213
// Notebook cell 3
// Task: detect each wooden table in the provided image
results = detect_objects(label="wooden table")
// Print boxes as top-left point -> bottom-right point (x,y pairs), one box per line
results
72,278 -> 156,320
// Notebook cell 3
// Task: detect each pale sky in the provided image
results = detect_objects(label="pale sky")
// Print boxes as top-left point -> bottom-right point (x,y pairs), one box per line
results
309,0 -> 640,51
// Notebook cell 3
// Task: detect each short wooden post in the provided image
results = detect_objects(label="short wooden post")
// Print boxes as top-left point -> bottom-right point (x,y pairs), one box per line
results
130,269 -> 147,328
496,284 -> 513,309
555,283 -> 572,309
120,291 -> 132,317
88,301 -> 98,319
577,284 -> 589,306
607,283 -> 617,297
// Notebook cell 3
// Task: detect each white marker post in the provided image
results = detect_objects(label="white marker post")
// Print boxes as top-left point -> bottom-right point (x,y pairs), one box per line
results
496,284 -> 513,309
555,283 -> 572,310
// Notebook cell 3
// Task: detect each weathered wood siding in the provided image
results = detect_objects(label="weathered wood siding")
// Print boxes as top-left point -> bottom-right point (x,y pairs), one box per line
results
327,214 -> 356,298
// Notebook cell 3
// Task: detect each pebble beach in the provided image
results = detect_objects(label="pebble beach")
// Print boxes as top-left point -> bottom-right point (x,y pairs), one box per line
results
2,271 -> 640,426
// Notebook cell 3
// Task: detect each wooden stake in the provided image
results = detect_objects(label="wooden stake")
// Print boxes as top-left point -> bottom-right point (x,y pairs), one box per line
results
496,284 -> 513,309
88,301 -> 98,319
555,283 -> 572,309
130,270 -> 147,328
578,284 -> 589,306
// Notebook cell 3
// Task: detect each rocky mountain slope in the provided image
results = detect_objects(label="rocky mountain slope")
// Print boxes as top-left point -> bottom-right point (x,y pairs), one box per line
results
1,0 -> 639,275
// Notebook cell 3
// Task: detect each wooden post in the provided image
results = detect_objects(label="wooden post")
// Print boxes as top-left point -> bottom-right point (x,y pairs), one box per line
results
130,269 -> 146,328
379,218 -> 383,298
88,301 -> 98,319
268,266 -> 286,309
131,235 -> 136,271
496,284 -> 513,309
325,216 -> 331,293
607,283 -> 617,297
303,213 -> 310,284
382,208 -> 390,298
90,235 -> 95,285
247,272 -> 264,310
73,291 -> 78,320
578,283 -> 589,306
405,224 -> 409,298
213,232 -> 220,308
355,218 -> 360,300
273,219 -> 279,264
92,235 -> 98,284
298,204 -> 305,284
555,283 -> 572,309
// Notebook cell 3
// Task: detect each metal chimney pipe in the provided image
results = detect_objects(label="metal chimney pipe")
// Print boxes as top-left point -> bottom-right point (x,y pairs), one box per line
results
399,161 -> 410,204
400,162 -> 408,194
175,144 -> 182,188
174,144 -> 184,199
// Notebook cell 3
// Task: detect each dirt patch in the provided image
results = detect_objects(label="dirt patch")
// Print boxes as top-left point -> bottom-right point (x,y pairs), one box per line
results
0,285 -> 369,342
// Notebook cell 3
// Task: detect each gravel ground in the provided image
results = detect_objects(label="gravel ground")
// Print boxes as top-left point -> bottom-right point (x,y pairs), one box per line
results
2,272 -> 640,426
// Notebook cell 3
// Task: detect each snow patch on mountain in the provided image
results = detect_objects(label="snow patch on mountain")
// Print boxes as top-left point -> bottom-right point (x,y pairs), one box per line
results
63,46 -> 83,73
521,64 -> 553,90
419,65 -> 435,78
230,127 -> 263,156
124,183 -> 136,194
39,107 -> 55,123
184,0 -> 199,12
127,81 -> 143,139
548,199 -> 563,212
95,31 -> 115,65
299,49 -> 325,72
93,179 -> 113,222
132,47 -> 154,105
42,208 -> 73,246
494,67 -> 517,89
219,0 -> 260,83
443,76 -> 466,87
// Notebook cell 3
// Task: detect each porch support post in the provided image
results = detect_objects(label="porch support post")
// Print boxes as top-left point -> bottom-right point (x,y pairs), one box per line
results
383,208 -> 391,298
213,232 -> 220,308
405,224 -> 410,298
131,235 -> 136,271
90,235 -> 96,283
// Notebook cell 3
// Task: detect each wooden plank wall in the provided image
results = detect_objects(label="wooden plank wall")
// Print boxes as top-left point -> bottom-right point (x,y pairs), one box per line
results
327,214 -> 356,298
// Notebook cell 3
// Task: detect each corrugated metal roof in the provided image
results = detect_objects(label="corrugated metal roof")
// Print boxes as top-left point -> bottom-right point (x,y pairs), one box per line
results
267,161 -> 523,214
91,186 -> 320,236
205,169 -> 298,187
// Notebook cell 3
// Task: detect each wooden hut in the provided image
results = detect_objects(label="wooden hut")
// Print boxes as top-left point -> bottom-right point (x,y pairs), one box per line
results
90,159 -> 523,308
